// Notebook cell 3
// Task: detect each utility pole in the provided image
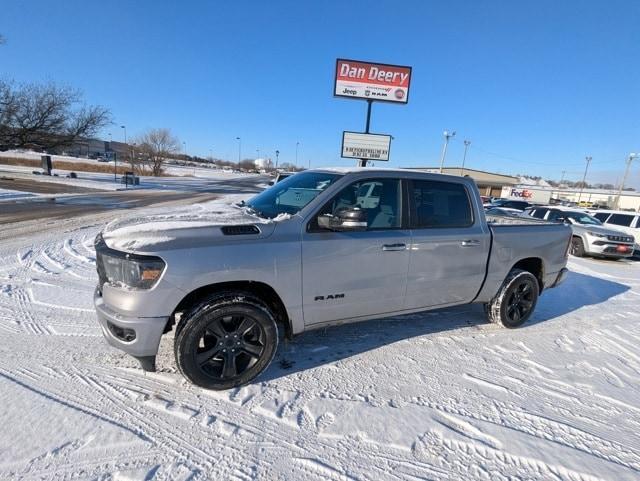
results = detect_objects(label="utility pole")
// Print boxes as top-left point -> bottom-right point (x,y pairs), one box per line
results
236,137 -> 241,163
275,150 -> 279,171
461,140 -> 470,176
559,170 -> 566,186
577,156 -> 592,203
614,153 -> 638,209
439,130 -> 456,173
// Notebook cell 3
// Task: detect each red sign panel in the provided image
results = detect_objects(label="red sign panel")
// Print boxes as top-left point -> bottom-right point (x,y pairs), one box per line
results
334,59 -> 412,104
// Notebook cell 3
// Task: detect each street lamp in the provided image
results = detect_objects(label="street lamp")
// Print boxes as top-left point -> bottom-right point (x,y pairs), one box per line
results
236,137 -> 241,163
275,149 -> 280,170
461,140 -> 471,176
295,141 -> 300,167
117,125 -> 126,182
439,130 -> 456,173
577,156 -> 592,203
614,153 -> 639,209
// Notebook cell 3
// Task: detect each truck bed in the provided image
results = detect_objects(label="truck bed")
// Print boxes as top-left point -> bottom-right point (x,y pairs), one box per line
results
486,214 -> 551,226
476,216 -> 571,302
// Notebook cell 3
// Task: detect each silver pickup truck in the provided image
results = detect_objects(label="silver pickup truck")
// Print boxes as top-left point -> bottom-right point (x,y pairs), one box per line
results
94,168 -> 571,389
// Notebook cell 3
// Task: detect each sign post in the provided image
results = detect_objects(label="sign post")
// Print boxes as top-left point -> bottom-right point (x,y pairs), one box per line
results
334,58 -> 411,166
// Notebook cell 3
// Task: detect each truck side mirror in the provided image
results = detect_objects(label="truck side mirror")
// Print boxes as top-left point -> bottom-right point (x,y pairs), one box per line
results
317,207 -> 368,231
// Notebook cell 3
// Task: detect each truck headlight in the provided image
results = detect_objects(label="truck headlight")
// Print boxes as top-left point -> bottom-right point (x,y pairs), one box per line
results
587,231 -> 605,238
101,254 -> 165,289
95,233 -> 165,290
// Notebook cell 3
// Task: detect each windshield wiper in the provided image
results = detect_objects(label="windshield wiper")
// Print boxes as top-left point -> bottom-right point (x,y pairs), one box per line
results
242,204 -> 267,219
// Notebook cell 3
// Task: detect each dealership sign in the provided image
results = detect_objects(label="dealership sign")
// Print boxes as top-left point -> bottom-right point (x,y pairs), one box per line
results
341,131 -> 391,161
334,59 -> 412,104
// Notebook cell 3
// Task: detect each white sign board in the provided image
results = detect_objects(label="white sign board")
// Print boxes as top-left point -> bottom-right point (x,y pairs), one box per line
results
341,132 -> 391,161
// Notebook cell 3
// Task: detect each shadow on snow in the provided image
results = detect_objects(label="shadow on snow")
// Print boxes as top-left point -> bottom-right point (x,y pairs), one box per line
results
260,270 -> 629,383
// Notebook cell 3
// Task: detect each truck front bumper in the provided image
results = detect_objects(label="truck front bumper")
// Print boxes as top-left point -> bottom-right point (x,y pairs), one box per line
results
94,287 -> 168,371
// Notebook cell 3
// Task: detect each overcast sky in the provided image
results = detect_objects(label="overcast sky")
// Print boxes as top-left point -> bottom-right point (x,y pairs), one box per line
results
1,0 -> 639,187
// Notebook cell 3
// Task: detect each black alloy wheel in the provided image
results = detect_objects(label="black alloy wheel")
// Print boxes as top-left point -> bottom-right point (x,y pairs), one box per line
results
505,279 -> 535,324
195,314 -> 266,380
175,292 -> 278,390
487,269 -> 539,328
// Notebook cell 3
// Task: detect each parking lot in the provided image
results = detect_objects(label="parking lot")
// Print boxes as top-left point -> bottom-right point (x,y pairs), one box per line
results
1,185 -> 639,480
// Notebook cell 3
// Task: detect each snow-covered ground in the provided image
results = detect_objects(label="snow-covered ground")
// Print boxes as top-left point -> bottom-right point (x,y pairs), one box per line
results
0,163 -> 260,194
0,150 -> 248,179
1,201 -> 639,480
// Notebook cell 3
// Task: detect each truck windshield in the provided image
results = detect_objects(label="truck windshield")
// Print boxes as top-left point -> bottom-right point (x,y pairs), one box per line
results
246,172 -> 342,218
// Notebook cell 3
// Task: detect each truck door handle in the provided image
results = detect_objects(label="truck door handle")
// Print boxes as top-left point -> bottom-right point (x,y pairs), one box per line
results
382,243 -> 407,251
461,240 -> 481,247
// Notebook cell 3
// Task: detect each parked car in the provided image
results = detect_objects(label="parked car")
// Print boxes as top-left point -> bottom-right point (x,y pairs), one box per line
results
524,207 -> 635,259
485,207 -> 523,217
94,168 -> 571,389
487,199 -> 532,211
588,209 -> 640,253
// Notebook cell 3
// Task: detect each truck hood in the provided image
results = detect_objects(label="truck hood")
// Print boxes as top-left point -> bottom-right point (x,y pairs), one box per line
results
102,203 -> 287,253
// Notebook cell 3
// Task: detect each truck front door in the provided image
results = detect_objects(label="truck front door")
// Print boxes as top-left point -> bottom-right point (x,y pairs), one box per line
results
301,177 -> 410,325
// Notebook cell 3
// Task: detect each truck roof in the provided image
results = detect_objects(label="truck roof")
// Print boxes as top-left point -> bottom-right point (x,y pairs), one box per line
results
310,167 -> 472,182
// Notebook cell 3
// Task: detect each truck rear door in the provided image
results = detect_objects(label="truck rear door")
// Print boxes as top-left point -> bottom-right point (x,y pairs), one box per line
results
405,178 -> 491,309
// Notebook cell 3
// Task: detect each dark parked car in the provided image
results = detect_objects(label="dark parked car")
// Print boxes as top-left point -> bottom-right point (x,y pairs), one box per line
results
488,199 -> 532,211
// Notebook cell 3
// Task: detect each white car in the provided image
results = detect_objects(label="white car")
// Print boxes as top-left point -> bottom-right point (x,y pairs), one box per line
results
588,210 -> 640,253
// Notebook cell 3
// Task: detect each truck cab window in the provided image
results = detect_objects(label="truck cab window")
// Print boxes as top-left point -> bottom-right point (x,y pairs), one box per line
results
314,178 -> 402,230
411,180 -> 472,228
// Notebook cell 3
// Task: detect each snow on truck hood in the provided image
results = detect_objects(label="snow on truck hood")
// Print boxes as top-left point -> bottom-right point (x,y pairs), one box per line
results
102,197 -> 289,252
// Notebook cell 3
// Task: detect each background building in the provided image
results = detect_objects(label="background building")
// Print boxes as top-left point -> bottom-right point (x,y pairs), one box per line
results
405,167 -> 519,197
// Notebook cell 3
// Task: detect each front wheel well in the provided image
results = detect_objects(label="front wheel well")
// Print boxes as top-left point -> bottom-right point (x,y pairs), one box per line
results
511,257 -> 544,292
167,281 -> 292,339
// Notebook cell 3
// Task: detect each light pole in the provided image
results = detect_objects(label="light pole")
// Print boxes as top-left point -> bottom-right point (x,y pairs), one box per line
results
560,170 -> 566,186
275,150 -> 280,171
461,139 -> 471,176
118,125 -> 126,182
577,156 -> 592,203
295,141 -> 300,167
236,137 -> 241,163
182,141 -> 186,159
614,153 -> 639,209
439,130 -> 456,173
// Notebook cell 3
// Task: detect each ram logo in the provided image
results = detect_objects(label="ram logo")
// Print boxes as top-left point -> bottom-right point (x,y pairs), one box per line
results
314,293 -> 345,301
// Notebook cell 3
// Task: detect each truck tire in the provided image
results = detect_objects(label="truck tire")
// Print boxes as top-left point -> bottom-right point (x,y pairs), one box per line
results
174,291 -> 278,390
487,269 -> 539,328
570,237 -> 585,257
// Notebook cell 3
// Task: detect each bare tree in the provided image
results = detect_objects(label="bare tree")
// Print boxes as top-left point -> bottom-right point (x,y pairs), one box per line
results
0,80 -> 111,151
135,128 -> 180,176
